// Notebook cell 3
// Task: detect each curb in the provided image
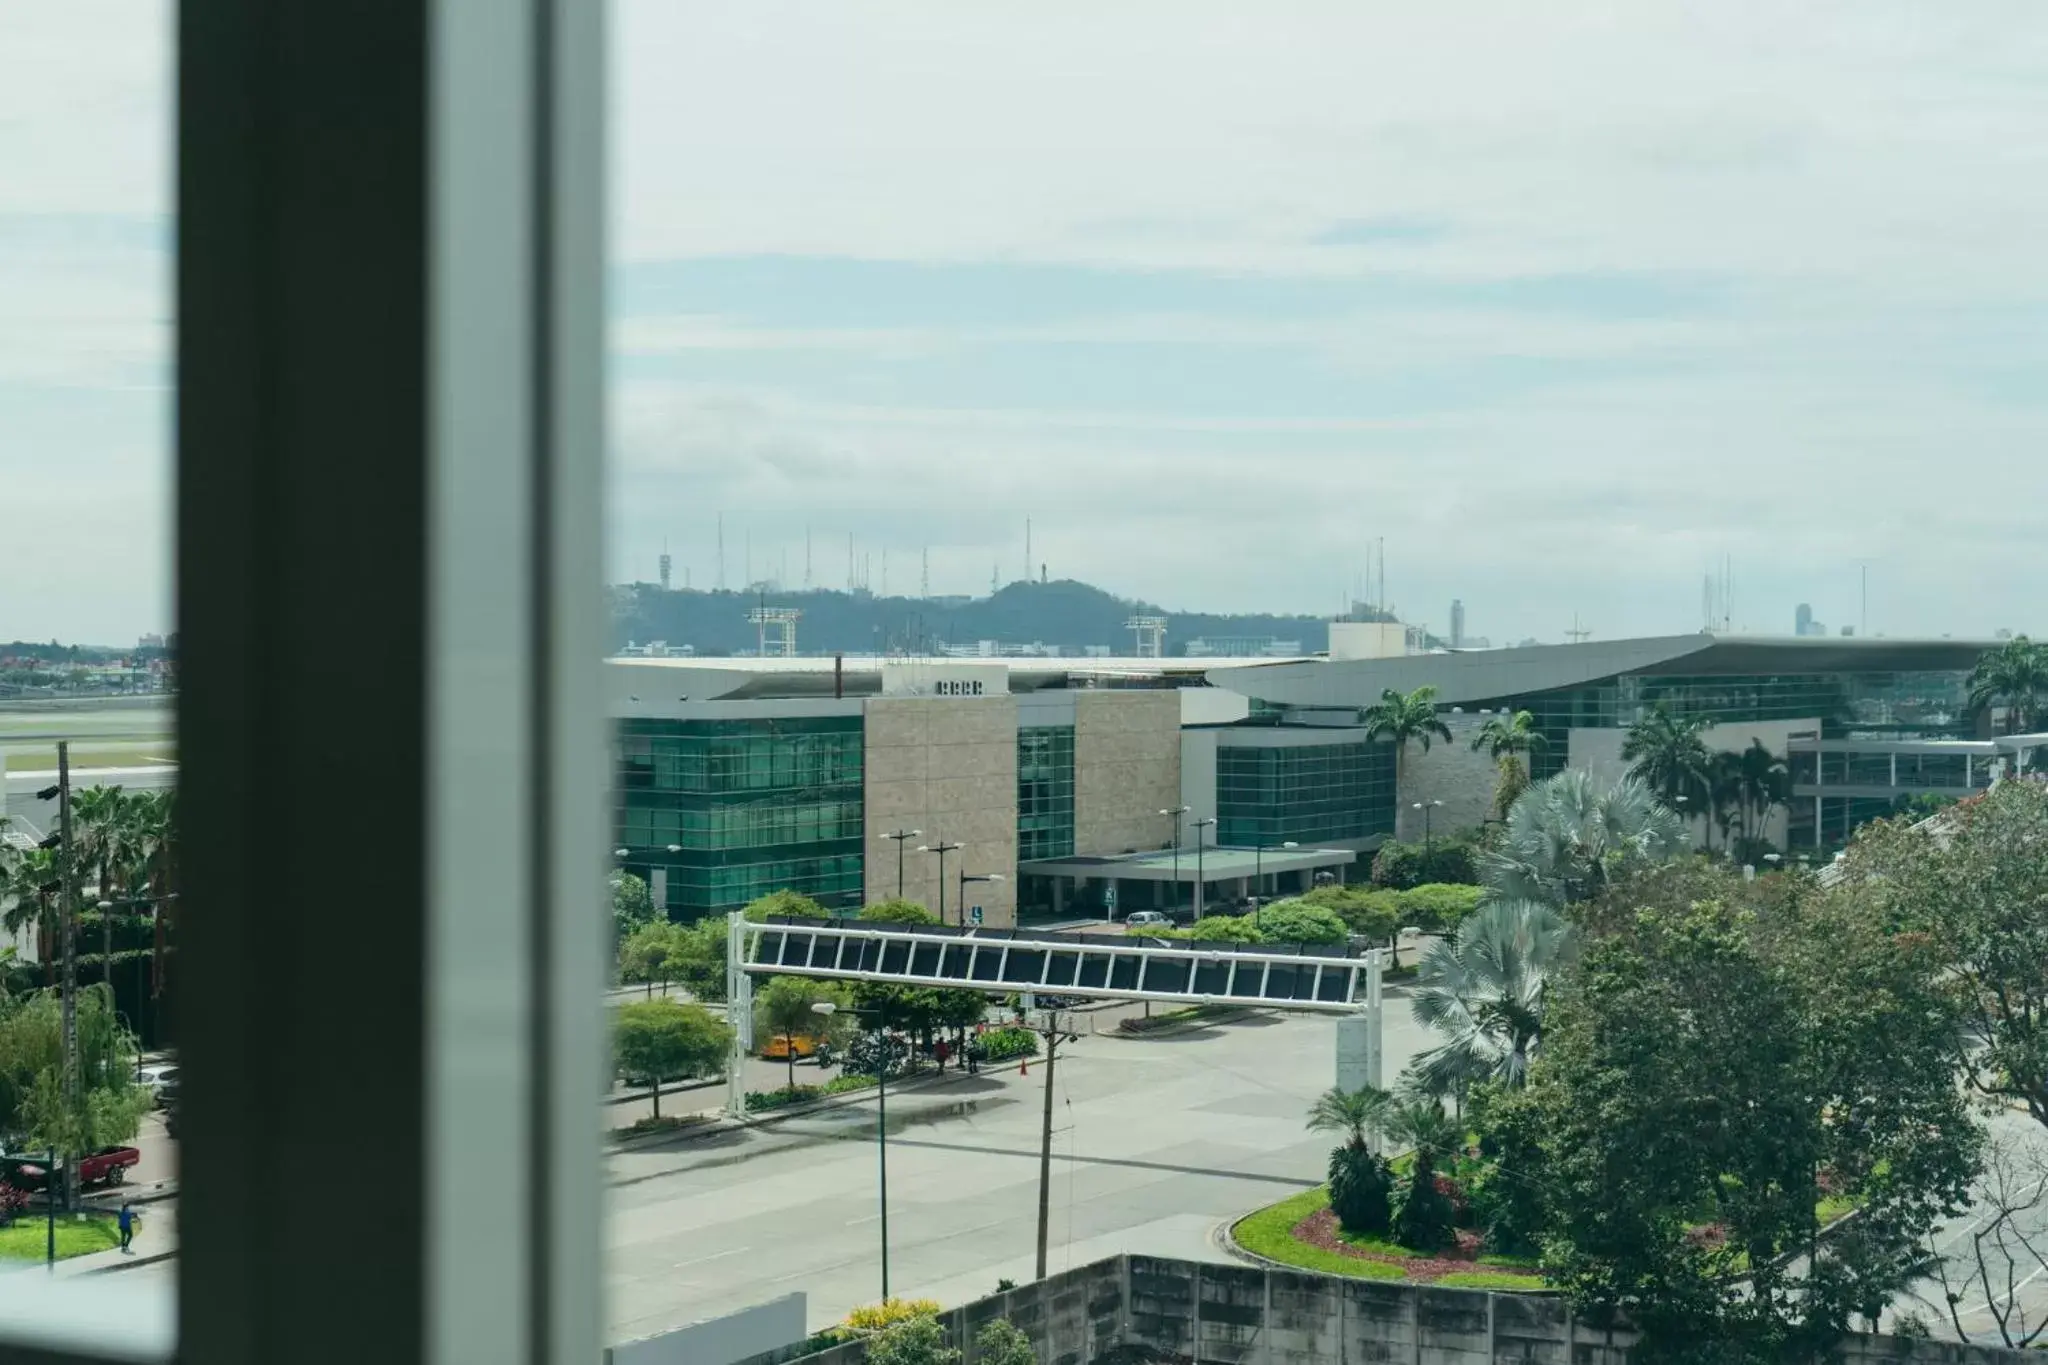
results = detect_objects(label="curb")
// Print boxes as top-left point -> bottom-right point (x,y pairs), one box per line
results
80,1249 -> 176,1276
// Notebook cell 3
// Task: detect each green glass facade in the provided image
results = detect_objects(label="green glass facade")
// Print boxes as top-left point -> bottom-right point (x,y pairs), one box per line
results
1216,738 -> 1396,846
1017,726 -> 1076,860
1469,670 -> 1975,779
616,715 -> 865,919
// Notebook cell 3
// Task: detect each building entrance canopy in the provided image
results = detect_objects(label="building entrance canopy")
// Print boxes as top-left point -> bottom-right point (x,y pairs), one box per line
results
1017,846 -> 1355,883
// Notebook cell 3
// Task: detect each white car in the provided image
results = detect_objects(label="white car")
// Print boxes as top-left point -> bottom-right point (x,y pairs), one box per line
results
1124,911 -> 1173,928
139,1063 -> 180,1106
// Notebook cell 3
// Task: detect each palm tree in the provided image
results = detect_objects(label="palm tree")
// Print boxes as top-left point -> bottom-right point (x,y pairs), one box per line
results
125,790 -> 177,1001
1729,739 -> 1788,851
1481,769 -> 1689,905
1470,710 -> 1549,820
1969,637 -> 2048,735
1409,899 -> 1572,1096
70,785 -> 136,988
1361,686 -> 1452,788
1306,1084 -> 1394,1152
1381,1098 -> 1463,1252
1620,704 -> 1712,815
1704,749 -> 1744,855
2,847 -> 62,984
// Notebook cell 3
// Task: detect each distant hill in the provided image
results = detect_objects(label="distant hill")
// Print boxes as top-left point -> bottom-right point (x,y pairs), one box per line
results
609,578 -> 1352,658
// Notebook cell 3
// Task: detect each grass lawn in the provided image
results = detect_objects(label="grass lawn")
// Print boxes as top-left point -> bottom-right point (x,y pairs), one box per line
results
1231,1187 -> 1546,1290
0,1213 -> 122,1261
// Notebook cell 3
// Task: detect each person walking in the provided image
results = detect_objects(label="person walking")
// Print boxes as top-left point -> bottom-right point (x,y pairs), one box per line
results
965,1038 -> 983,1074
933,1037 -> 950,1073
117,1202 -> 138,1254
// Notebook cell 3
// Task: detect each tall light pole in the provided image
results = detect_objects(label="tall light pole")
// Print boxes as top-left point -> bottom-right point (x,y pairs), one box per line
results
1411,799 -> 1442,865
959,870 -> 1004,926
879,828 -> 922,899
1160,806 -> 1189,917
812,1000 -> 891,1299
1252,840 -> 1299,929
1190,817 -> 1216,921
920,839 -> 962,923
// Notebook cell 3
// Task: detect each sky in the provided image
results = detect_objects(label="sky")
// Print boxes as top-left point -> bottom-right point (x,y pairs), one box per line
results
5,4 -> 2047,646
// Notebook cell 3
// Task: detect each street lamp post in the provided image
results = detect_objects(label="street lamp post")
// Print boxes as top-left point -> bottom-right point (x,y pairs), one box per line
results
879,828 -> 922,899
919,839 -> 963,923
1252,840 -> 1299,929
959,871 -> 1005,926
812,1000 -> 890,1299
1160,806 -> 1189,917
1190,817 -> 1216,920
1411,799 -> 1443,864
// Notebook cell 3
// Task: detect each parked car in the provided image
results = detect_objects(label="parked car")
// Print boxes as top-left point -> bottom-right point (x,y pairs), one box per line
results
1123,911 -> 1173,929
139,1063 -> 181,1107
0,1145 -> 141,1192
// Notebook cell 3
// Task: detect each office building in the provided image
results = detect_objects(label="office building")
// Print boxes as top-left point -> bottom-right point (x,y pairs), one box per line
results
1449,600 -> 1465,649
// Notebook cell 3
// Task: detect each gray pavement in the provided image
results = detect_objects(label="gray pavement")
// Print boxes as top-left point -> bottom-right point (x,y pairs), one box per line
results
604,1002 -> 1435,1342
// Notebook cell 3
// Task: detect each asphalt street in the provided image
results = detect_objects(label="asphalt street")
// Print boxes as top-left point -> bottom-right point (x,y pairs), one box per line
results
603,1002 -> 1434,1343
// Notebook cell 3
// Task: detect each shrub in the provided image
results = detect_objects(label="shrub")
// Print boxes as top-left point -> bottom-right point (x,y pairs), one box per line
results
1300,885 -> 1402,941
977,1026 -> 1040,1063
865,1315 -> 959,1365
823,1073 -> 878,1095
1249,900 -> 1350,946
974,1320 -> 1038,1365
1370,838 -> 1479,890
745,1084 -> 822,1112
1327,1145 -> 1392,1235
742,889 -> 828,922
1392,883 -> 1485,935
1393,1161 -> 1459,1253
845,1297 -> 945,1334
1185,913 -> 1262,943
861,899 -> 938,925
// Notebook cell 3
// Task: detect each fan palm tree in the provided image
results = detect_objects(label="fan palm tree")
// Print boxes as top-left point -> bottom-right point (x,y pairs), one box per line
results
1381,1098 -> 1463,1252
70,784 -> 136,987
1361,686 -> 1453,787
1481,769 -> 1689,905
1306,1084 -> 1397,1235
1620,704 -> 1713,813
1409,899 -> 1572,1096
1969,636 -> 2048,735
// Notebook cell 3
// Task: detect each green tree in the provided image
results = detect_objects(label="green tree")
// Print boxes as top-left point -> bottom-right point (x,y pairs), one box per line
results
611,998 -> 731,1119
1620,704 -> 1712,813
755,976 -> 846,1092
1360,686 -> 1452,786
1968,635 -> 2048,734
1369,836 -> 1479,889
860,899 -> 939,925
1,848 -> 61,983
1248,899 -> 1348,945
1471,710 -> 1549,819
0,985 -> 150,1160
972,1319 -> 1037,1365
1408,899 -> 1571,1096
663,918 -> 728,1001
1842,780 -> 2048,1131
1528,893 -> 1977,1356
742,889 -> 829,922
610,871 -> 657,948
864,1315 -> 958,1365
1306,1085 -> 1395,1235
618,920 -> 681,997
1727,739 -> 1789,853
1182,913 -> 1262,943
1481,769 -> 1688,907
1298,885 -> 1400,942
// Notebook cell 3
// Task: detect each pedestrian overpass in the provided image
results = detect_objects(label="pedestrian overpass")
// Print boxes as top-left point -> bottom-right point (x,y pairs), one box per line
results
722,915 -> 1385,1116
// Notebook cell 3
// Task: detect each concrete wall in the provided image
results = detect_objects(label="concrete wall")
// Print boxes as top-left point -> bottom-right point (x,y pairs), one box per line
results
607,1293 -> 806,1365
1179,728 -> 1220,837
1395,712 -> 1497,843
1072,691 -> 1181,858
1570,717 -> 1814,850
762,1255 -> 2026,1365
862,695 -> 1019,925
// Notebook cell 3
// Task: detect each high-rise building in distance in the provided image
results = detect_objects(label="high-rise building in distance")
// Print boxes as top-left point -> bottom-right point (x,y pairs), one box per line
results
1449,599 -> 1465,649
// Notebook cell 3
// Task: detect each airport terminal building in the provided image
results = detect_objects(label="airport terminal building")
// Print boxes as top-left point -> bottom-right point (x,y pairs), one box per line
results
609,633 -> 2021,926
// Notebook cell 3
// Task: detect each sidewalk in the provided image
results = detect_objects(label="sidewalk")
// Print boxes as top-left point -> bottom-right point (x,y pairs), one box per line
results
0,1200 -> 180,1279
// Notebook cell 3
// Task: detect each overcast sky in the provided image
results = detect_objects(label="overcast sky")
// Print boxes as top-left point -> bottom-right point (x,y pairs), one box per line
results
6,4 -> 2046,645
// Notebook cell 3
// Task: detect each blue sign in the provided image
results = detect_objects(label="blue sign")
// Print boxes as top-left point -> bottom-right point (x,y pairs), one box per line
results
968,906 -> 984,925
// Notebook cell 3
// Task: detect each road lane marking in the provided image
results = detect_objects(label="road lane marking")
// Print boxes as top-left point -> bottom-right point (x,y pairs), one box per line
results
673,1247 -> 748,1268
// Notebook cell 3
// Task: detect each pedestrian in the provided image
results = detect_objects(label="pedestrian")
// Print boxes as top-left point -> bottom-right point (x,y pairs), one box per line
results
966,1039 -> 983,1074
933,1037 -> 950,1073
117,1202 -> 137,1254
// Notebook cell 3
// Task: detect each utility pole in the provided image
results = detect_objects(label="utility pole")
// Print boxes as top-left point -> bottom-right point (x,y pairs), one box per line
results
1032,1008 -> 1077,1280
57,741 -> 79,1214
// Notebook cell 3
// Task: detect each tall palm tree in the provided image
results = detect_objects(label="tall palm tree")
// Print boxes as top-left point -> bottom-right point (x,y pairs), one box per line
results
1481,769 -> 1689,905
125,789 -> 177,1000
70,785 -> 135,987
1409,899 -> 1572,1095
1306,1084 -> 1394,1152
1621,704 -> 1713,815
1361,686 -> 1453,788
1729,739 -> 1789,850
2,847 -> 62,984
1471,710 -> 1549,820
1969,637 -> 2048,735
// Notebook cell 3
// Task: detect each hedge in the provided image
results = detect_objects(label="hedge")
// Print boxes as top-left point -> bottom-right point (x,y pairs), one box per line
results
977,1026 -> 1040,1062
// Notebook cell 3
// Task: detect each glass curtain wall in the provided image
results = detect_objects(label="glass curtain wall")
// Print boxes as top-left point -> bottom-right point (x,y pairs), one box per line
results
1017,725 -> 1076,860
1216,738 -> 1395,845
617,715 -> 866,918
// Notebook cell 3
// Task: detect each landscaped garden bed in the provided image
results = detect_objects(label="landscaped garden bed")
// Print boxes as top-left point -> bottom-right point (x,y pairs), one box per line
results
1232,1186 -> 1546,1290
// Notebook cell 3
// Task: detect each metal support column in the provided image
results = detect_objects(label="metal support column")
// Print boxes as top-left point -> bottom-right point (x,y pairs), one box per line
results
726,911 -> 754,1119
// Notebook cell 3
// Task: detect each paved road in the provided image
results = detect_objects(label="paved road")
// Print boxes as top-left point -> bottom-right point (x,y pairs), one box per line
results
1887,1111 -> 2048,1346
604,1002 -> 1434,1343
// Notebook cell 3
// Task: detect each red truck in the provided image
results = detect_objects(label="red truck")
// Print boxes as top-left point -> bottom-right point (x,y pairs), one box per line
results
0,1146 -> 141,1192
